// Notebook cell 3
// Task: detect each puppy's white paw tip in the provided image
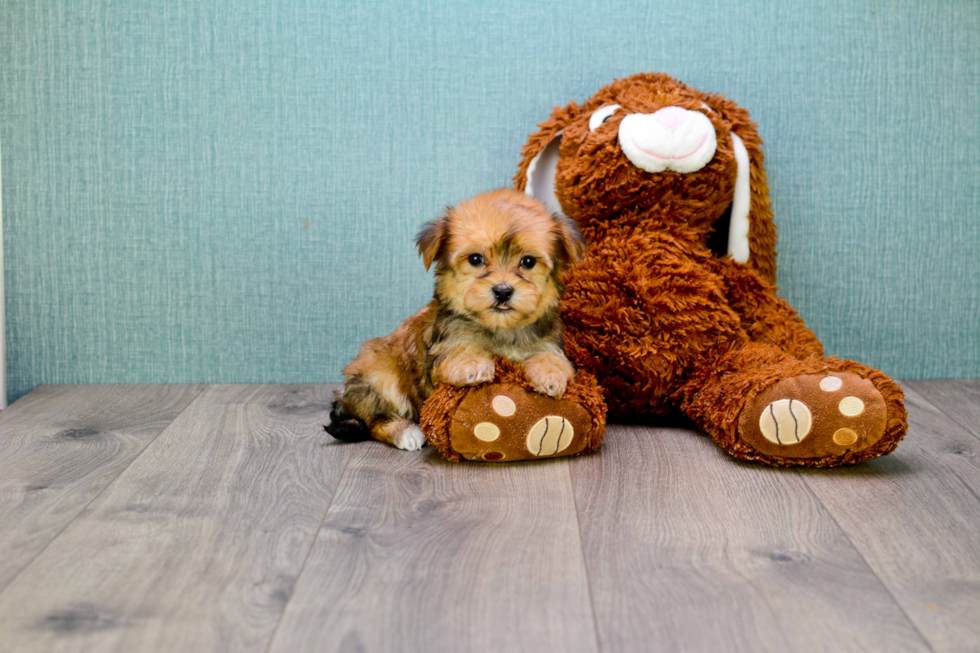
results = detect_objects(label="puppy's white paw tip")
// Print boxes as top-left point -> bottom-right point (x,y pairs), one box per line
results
532,380 -> 566,398
393,425 -> 426,451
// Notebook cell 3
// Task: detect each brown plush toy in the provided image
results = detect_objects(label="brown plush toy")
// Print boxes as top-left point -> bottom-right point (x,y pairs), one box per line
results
515,71 -> 909,466
429,72 -> 906,467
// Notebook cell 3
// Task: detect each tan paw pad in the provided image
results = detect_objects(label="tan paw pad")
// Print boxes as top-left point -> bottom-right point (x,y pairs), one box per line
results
473,422 -> 501,442
492,395 -> 516,416
838,396 -> 865,417
833,428 -> 859,446
526,416 -> 574,456
758,399 -> 812,445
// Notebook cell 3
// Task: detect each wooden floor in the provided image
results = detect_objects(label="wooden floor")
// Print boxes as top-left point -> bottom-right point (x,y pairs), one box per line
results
0,381 -> 977,652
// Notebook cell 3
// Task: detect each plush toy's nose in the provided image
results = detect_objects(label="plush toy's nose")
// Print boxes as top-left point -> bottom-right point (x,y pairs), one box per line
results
618,107 -> 717,174
653,106 -> 688,133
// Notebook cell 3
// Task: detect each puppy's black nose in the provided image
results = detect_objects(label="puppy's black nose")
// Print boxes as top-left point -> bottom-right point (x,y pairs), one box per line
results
492,284 -> 514,303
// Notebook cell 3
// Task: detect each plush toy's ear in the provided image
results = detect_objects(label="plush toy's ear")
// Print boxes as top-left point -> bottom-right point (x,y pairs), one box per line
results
524,133 -> 564,218
416,211 -> 450,271
702,95 -> 778,284
514,103 -> 583,218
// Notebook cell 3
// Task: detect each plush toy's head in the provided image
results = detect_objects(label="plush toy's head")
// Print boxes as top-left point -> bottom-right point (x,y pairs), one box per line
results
515,72 -> 778,283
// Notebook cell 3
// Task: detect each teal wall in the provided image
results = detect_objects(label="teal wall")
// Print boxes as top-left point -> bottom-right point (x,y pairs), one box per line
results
2,1 -> 978,403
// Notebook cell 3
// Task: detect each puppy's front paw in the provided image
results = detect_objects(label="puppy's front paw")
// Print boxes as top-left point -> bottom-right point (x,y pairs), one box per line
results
442,357 -> 495,387
393,424 -> 426,451
525,361 -> 573,399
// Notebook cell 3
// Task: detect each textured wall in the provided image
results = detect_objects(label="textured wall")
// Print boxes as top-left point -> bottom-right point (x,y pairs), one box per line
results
1,0 -> 978,403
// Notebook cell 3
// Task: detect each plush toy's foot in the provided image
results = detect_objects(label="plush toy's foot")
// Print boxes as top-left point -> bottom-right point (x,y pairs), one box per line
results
681,343 -> 907,467
446,383 -> 594,462
737,371 -> 898,465
420,359 -> 607,463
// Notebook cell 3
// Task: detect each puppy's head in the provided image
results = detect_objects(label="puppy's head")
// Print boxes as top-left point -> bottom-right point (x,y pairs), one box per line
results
417,188 -> 585,330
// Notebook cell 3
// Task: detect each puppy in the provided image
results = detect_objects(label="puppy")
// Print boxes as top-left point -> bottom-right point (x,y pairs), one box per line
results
325,188 -> 586,450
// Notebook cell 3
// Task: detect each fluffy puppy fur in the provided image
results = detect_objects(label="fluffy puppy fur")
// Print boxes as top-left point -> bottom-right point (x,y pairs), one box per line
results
326,188 -> 586,450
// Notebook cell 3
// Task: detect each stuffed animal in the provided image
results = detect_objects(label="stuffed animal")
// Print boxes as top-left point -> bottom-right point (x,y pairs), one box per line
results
428,72 -> 906,467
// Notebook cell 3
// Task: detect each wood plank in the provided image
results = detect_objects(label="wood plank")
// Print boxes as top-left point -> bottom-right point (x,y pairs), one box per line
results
904,379 -> 980,440
799,385 -> 980,651
569,423 -> 929,652
0,384 -> 204,592
268,443 -> 599,653
0,384 -> 349,653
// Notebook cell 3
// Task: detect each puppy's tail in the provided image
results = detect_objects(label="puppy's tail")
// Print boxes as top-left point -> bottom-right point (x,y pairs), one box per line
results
324,398 -> 372,442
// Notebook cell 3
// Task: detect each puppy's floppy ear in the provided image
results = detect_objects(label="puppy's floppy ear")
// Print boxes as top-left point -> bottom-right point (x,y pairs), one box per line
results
416,210 -> 451,271
554,214 -> 586,266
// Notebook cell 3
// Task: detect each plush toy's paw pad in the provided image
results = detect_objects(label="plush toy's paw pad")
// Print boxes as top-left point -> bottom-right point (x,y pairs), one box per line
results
448,384 -> 593,462
739,372 -> 887,459
525,415 -> 576,456
392,424 -> 426,451
756,399 -> 812,444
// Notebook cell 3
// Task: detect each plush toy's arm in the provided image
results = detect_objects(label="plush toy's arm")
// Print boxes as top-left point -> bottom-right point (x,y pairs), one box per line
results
558,229 -> 752,415
714,258 -> 824,360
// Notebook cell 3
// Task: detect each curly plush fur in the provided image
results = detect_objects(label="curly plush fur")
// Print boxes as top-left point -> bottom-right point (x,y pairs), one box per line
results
510,72 -> 907,466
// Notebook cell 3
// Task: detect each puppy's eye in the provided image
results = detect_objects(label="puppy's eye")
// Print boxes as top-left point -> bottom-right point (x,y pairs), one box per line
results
467,254 -> 485,267
589,104 -> 621,131
520,255 -> 537,269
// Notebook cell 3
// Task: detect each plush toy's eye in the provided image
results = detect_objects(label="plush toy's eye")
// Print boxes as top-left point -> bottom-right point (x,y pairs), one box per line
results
467,253 -> 485,267
520,255 -> 537,269
589,104 -> 621,131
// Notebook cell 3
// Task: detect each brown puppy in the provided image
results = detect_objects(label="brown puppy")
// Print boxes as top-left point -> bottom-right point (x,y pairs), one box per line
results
326,188 -> 585,450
